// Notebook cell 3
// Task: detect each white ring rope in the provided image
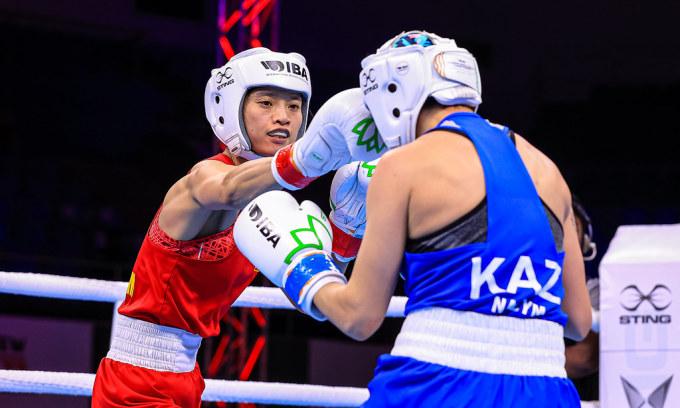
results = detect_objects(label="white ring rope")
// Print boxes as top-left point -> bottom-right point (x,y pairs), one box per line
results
0,271 -> 407,317
0,270 -> 377,405
0,370 -> 369,406
0,270 -> 596,407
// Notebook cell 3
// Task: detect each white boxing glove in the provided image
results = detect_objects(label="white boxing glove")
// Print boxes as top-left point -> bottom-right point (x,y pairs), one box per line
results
234,191 -> 346,320
329,159 -> 379,261
343,108 -> 387,163
271,88 -> 387,190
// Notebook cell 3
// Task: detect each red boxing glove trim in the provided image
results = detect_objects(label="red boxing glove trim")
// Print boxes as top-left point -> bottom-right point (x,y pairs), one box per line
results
274,144 -> 317,189
331,222 -> 362,260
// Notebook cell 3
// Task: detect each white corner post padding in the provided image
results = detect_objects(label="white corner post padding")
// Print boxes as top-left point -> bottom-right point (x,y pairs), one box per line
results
599,224 -> 680,407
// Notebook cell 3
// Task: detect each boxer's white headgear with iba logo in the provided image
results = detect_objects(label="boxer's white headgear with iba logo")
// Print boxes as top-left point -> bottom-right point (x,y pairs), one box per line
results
360,31 -> 481,149
205,47 -> 311,159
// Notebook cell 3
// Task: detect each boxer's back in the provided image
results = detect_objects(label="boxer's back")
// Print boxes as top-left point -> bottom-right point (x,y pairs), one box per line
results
405,122 -> 569,242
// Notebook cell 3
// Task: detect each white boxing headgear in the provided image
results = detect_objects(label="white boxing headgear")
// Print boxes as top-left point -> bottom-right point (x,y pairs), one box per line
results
360,31 -> 481,149
205,47 -> 312,159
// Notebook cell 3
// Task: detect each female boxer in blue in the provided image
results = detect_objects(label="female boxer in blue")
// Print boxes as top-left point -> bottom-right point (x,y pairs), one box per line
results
235,31 -> 592,408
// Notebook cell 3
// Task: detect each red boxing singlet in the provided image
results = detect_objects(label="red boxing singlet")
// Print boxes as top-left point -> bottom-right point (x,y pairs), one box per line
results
117,153 -> 257,337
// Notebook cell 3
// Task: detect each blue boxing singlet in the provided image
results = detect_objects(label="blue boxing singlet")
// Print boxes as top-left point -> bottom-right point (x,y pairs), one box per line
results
401,112 -> 567,324
363,112 -> 580,408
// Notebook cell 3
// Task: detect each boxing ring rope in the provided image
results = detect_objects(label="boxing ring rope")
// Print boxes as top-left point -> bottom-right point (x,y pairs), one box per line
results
0,271 -> 598,407
0,369 -> 369,406
0,270 -> 397,406
0,271 -> 407,316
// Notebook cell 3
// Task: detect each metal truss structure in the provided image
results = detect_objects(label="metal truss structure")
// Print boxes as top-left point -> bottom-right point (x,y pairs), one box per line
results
206,2 -> 280,406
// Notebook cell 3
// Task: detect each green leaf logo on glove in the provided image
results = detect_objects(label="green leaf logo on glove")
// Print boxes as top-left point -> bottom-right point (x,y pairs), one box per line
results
360,161 -> 377,178
353,117 -> 386,154
284,215 -> 332,264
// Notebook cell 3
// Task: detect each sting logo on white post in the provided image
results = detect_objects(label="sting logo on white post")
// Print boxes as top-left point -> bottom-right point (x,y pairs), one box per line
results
619,284 -> 672,325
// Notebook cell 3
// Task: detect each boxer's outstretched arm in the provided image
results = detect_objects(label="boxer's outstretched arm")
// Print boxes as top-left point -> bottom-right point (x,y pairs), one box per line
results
186,158 -> 280,211
313,151 -> 407,340
158,157 -> 280,240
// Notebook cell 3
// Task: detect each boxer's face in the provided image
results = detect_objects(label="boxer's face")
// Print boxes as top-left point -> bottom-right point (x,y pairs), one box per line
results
243,87 -> 303,157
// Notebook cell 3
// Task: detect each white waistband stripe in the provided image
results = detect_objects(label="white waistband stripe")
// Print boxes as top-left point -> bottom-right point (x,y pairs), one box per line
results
390,308 -> 566,378
107,314 -> 202,373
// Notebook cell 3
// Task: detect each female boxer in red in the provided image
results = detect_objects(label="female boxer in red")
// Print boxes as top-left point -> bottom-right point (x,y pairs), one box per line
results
91,47 -> 310,408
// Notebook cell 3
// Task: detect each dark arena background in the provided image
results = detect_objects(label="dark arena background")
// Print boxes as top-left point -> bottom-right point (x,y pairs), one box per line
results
1,1 -> 679,407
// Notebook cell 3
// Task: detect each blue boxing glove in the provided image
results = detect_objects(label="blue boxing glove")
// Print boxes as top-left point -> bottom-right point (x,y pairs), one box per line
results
233,191 -> 346,320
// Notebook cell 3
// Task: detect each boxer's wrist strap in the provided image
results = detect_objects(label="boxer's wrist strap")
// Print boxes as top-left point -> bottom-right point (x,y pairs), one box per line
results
272,144 -> 317,190
331,222 -> 362,261
283,252 -> 346,320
